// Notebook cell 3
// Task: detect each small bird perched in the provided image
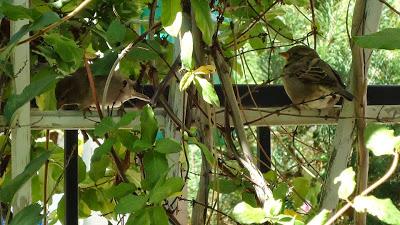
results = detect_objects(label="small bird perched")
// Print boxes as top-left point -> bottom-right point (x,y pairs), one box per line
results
280,45 -> 354,109
56,69 -> 150,110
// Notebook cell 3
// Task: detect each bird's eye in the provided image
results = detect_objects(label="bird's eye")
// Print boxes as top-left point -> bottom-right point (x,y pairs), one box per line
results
122,80 -> 128,87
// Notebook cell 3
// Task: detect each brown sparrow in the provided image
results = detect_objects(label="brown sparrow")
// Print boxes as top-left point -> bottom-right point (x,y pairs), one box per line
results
56,69 -> 150,110
280,45 -> 353,109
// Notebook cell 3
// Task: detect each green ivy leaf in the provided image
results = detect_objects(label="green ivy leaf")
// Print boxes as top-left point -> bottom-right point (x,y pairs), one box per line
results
191,0 -> 215,46
9,203 -> 43,225
94,117 -> 116,137
306,209 -> 330,225
366,124 -> 397,156
354,28 -> 400,50
44,33 -> 83,66
141,105 -> 158,145
273,183 -> 289,200
0,151 -> 50,203
91,138 -> 115,162
105,182 -> 136,200
242,192 -> 257,207
0,2 -> 38,20
149,177 -> 184,204
210,178 -> 240,194
154,138 -> 182,154
91,50 -> 118,76
232,202 -> 268,224
4,72 -> 57,122
291,177 -> 310,207
334,167 -> 355,200
353,195 -> 400,225
126,208 -> 151,225
150,206 -> 169,225
115,194 -> 148,214
143,151 -> 168,188
89,155 -> 110,182
106,20 -> 126,44
194,76 -> 220,106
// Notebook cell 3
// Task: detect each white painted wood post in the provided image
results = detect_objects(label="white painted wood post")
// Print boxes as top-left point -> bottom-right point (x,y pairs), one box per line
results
10,0 -> 31,212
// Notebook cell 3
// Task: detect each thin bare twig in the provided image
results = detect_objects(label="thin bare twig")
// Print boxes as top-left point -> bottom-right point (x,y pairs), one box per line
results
325,153 -> 399,225
379,0 -> 400,16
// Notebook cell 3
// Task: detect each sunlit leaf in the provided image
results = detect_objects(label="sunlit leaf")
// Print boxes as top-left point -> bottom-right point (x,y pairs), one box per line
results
353,195 -> 400,225
232,202 -> 268,224
354,28 -> 400,50
44,33 -> 83,65
164,11 -> 182,37
366,124 -> 397,156
179,71 -> 195,91
334,167 -> 355,200
264,198 -> 282,217
306,209 -> 330,225
181,31 -> 193,69
161,0 -> 181,26
291,177 -> 310,207
194,76 -> 220,106
193,65 -> 216,75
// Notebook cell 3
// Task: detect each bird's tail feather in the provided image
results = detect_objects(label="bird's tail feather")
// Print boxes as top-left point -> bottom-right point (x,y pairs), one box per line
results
338,89 -> 354,101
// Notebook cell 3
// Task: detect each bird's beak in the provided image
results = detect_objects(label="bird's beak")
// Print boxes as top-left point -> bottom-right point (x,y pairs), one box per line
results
279,51 -> 289,59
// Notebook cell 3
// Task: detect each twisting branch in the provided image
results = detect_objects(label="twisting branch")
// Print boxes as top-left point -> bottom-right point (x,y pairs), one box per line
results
378,0 -> 400,16
211,40 -> 273,205
325,153 -> 399,225
16,0 -> 94,47
309,0 -> 317,49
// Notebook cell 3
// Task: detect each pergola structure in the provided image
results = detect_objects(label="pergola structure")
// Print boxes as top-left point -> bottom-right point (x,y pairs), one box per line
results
2,84 -> 400,224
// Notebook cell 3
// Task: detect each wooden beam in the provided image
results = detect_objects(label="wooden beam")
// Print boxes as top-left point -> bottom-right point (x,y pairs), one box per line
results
1,105 -> 400,129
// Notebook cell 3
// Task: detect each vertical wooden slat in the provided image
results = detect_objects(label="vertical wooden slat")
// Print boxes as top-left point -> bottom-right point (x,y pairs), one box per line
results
10,0 -> 31,212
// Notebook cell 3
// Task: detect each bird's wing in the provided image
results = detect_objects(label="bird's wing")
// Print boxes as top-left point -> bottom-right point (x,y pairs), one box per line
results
295,57 -> 342,87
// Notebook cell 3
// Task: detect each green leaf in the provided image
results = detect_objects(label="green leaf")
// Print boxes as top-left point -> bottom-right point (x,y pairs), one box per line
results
140,105 -> 158,144
94,117 -> 116,137
191,0 -> 215,46
269,18 -> 293,42
91,138 -> 115,162
194,76 -> 220,106
150,206 -> 169,225
0,2 -> 37,20
149,177 -> 184,204
161,0 -> 182,26
89,156 -> 110,182
242,192 -> 257,207
181,31 -> 193,69
105,182 -> 136,199
232,202 -> 267,224
264,170 -> 278,183
264,198 -> 282,217
126,208 -> 151,225
354,28 -> 400,50
78,156 -> 86,183
306,209 -> 330,225
190,142 -> 216,165
353,195 -> 400,225
57,195 -> 66,224
210,178 -> 240,194
179,71 -> 195,91
154,138 -> 182,154
9,203 -> 43,225
115,194 -> 148,214
117,111 -> 140,127
291,177 -> 310,207
0,151 -> 50,203
91,50 -> 118,76
143,151 -> 168,188
117,130 -> 138,151
44,33 -> 83,66
366,124 -> 397,156
106,20 -> 126,44
4,72 -> 57,122
334,167 -> 355,200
